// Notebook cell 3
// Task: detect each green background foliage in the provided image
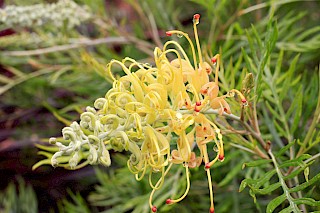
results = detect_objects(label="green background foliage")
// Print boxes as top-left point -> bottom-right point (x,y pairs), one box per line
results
0,0 -> 319,212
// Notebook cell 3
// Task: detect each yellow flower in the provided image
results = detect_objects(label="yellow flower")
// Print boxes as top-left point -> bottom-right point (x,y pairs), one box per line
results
48,13 -> 248,213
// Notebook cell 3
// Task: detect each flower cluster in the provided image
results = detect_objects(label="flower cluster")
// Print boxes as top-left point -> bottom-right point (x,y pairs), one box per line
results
48,14 -> 247,213
0,0 -> 91,29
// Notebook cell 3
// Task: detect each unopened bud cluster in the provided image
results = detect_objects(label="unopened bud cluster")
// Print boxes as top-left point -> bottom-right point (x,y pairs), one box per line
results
0,0 -> 91,29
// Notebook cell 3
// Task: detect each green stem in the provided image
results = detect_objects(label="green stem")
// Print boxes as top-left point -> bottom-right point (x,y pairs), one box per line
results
252,99 -> 261,135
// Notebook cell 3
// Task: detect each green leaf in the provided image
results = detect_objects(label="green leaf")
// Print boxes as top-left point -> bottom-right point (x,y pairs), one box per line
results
253,170 -> 277,188
249,189 -> 257,203
285,85 -> 303,133
296,25 -> 320,41
289,173 -> 320,193
265,101 -> 282,121
256,21 -> 278,101
304,167 -> 310,182
241,169 -> 277,190
35,143 -> 60,152
273,49 -> 284,80
262,107 -> 283,147
294,198 -> 320,207
218,161 -> 243,187
242,159 -> 272,169
251,182 -> 281,195
251,24 -> 263,50
279,154 -> 311,168
273,119 -> 287,137
279,54 -> 300,102
290,75 -> 301,87
275,141 -> 295,157
246,28 -> 259,64
283,161 -> 314,180
266,194 -> 286,213
278,206 -> 294,213
81,51 -> 113,84
43,102 -> 72,126
37,151 -> 53,158
239,180 -> 248,192
241,47 -> 256,74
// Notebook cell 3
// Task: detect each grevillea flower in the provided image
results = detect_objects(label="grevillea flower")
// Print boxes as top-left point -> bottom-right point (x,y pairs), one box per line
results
47,14 -> 247,213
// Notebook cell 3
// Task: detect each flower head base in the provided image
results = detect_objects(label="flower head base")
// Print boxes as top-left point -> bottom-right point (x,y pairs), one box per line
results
47,14 -> 247,212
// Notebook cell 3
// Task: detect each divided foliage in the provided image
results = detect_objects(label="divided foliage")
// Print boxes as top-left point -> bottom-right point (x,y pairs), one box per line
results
240,142 -> 320,213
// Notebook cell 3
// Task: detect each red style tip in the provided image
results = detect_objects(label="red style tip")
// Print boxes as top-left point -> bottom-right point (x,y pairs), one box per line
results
151,206 -> 157,212
166,199 -> 172,204
211,57 -> 217,64
201,89 -> 208,95
205,163 -> 211,169
194,14 -> 200,20
241,99 -> 247,103
210,207 -> 215,213
166,31 -> 172,36
196,101 -> 201,106
218,155 -> 225,161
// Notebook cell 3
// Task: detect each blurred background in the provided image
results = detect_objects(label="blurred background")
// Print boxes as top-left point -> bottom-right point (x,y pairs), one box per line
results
0,0 -> 319,212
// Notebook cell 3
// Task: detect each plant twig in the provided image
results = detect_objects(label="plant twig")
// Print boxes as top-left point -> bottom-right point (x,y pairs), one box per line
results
2,37 -> 128,56
238,0 -> 317,16
268,149 -> 301,213
180,109 -> 268,154
143,2 -> 163,49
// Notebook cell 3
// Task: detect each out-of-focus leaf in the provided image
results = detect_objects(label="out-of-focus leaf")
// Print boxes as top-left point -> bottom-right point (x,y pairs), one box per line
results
242,159 -> 272,169
256,21 -> 278,101
275,141 -> 295,157
218,160 -> 243,187
279,54 -> 299,102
